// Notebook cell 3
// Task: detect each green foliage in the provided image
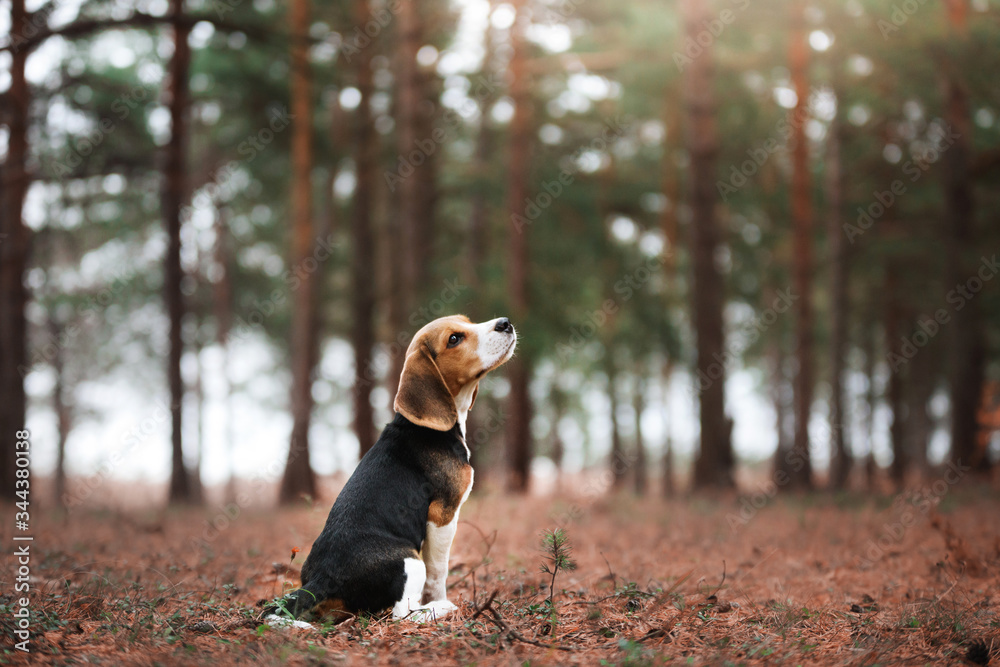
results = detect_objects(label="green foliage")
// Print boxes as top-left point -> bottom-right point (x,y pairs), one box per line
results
539,528 -> 578,609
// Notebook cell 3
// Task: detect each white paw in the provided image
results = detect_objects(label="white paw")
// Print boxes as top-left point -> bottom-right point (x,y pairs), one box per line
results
265,614 -> 315,630
407,600 -> 458,622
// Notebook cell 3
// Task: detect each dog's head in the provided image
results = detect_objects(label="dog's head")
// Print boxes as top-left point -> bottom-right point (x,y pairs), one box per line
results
394,315 -> 517,431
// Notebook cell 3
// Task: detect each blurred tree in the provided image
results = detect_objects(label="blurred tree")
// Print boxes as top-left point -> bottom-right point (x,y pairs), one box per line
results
387,0 -> 423,404
164,0 -> 200,504
351,0 -> 378,459
787,0 -> 814,490
826,118 -> 852,490
0,0 -> 30,502
0,0 -> 33,500
504,0 -> 533,493
682,0 -> 733,489
279,0 -> 319,504
632,372 -> 647,496
943,0 -> 985,473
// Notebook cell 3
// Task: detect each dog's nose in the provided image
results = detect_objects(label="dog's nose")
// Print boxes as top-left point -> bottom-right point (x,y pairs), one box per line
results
494,318 -> 514,334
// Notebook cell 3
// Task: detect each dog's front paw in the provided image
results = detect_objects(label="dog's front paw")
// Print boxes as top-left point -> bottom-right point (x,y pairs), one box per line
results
408,599 -> 458,623
264,614 -> 316,630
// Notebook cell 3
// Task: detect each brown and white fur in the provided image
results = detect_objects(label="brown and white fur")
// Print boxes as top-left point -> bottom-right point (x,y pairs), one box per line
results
267,315 -> 516,625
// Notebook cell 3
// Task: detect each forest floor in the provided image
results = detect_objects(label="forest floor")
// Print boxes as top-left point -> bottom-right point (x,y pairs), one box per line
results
2,480 -> 999,666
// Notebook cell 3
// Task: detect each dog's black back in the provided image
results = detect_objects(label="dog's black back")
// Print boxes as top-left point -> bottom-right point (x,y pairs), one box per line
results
285,413 -> 468,618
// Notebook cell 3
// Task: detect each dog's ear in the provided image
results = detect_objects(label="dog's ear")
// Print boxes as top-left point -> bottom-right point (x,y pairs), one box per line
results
394,342 -> 457,431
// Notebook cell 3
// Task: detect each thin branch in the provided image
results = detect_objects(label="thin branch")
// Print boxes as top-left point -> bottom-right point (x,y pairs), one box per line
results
3,11 -> 279,55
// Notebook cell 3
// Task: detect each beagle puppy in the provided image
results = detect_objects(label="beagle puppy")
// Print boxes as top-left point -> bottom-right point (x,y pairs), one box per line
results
270,315 -> 516,623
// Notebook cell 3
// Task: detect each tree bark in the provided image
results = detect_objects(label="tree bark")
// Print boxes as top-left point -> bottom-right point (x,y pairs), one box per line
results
278,0 -> 319,504
212,205 -> 237,500
885,268 -> 906,488
0,0 -> 31,502
661,97 -> 681,283
164,0 -> 195,504
468,16 -> 498,292
826,120 -> 851,490
662,363 -> 675,497
351,0 -> 378,459
787,0 -> 814,490
862,316 -> 878,491
908,343 -> 935,475
386,0 -> 422,406
47,319 -> 71,507
682,0 -> 732,489
943,0 -> 986,472
550,387 -> 565,489
606,360 -> 625,491
633,374 -> 647,496
504,0 -> 533,493
770,291 -> 792,480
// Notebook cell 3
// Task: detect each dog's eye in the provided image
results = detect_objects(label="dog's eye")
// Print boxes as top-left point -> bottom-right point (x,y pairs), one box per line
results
447,333 -> 464,348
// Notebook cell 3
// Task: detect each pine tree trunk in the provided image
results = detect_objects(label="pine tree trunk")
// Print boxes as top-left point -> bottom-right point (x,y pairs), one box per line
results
277,0 -> 320,503
661,98 -> 681,283
165,0 -> 194,504
862,317 -> 879,490
943,0 -> 986,472
662,363 -> 675,497
468,17 -> 498,291
908,345 -> 935,475
351,0 -> 378,459
504,0 -> 533,493
683,0 -> 732,489
606,361 -> 625,491
885,269 -> 906,488
386,0 -> 422,406
49,319 -> 70,507
550,387 -> 565,490
0,0 -> 30,502
827,120 -> 851,490
633,374 -> 647,496
787,0 -> 814,490
770,307 -> 792,479
213,206 -> 236,500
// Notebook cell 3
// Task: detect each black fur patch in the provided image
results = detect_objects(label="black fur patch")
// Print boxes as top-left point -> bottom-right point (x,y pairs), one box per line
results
288,413 -> 470,619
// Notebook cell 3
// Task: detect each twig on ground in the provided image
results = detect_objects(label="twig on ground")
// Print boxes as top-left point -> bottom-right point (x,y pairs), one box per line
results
471,589 -> 499,620
483,606 -> 576,652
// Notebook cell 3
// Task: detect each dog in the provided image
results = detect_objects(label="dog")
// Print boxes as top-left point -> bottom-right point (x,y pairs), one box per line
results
268,315 -> 516,624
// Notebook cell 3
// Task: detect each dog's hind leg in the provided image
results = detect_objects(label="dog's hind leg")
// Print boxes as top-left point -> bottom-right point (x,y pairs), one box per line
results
391,557 -> 427,619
